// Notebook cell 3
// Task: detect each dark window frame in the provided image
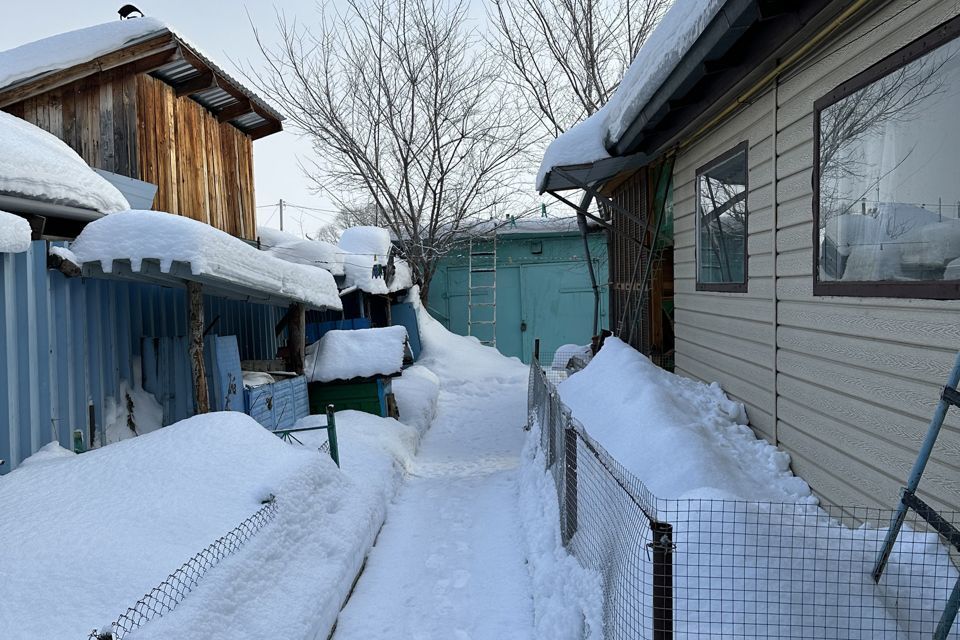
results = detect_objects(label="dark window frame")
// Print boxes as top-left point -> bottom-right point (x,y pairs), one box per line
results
695,140 -> 749,293
813,13 -> 960,300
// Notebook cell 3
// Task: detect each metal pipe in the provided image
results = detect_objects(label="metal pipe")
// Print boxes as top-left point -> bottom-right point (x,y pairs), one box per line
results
0,193 -> 103,222
575,192 -> 601,336
873,350 -> 960,582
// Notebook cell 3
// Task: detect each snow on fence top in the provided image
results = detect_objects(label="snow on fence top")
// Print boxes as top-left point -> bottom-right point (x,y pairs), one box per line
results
68,210 -> 342,310
257,226 -> 345,277
536,0 -> 725,191
0,111 -> 130,212
0,210 -> 32,253
0,17 -> 168,92
339,226 -> 413,294
305,325 -> 408,382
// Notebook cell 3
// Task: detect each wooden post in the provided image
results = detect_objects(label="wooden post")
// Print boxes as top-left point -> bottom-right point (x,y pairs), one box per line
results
187,281 -> 210,414
287,302 -> 306,375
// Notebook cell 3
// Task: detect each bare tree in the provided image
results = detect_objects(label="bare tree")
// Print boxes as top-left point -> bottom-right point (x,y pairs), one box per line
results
488,0 -> 670,137
306,204 -> 380,243
249,0 -> 530,302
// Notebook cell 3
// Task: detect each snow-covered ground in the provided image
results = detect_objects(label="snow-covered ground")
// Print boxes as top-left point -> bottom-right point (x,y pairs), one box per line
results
331,289 -> 538,639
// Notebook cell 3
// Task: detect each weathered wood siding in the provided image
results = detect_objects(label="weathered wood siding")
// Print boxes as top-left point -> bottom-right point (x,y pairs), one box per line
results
136,75 -> 256,239
673,90 -> 776,442
673,0 -> 960,512
5,73 -> 140,177
2,71 -> 257,240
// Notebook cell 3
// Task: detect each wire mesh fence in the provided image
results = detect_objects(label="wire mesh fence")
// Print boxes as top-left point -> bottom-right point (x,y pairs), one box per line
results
528,358 -> 960,639
86,495 -> 279,640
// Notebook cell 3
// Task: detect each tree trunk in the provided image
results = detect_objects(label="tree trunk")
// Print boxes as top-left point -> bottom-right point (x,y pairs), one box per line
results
188,281 -> 210,414
286,302 -> 306,375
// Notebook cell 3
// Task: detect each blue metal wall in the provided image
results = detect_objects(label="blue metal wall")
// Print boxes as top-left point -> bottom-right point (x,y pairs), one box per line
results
0,240 -> 286,474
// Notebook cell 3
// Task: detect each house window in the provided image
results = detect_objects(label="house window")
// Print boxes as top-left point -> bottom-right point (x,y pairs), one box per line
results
696,142 -> 748,292
814,16 -> 960,298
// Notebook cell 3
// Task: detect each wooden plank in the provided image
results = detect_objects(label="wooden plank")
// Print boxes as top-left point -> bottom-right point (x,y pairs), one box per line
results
187,281 -> 210,414
174,71 -> 216,97
98,81 -> 114,170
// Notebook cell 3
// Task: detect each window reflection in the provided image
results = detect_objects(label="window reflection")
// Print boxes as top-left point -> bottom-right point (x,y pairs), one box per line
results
818,36 -> 960,284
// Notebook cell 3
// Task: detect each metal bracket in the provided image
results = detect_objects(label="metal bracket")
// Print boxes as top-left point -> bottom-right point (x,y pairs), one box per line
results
941,385 -> 960,409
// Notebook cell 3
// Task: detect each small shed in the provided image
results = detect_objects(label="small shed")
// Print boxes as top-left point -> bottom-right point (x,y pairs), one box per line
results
430,216 -> 608,365
304,325 -> 409,418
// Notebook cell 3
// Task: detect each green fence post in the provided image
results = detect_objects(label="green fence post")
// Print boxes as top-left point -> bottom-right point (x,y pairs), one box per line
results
326,404 -> 340,467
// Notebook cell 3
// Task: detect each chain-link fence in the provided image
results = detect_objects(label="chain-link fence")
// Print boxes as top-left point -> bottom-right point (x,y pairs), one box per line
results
86,495 -> 279,640
528,358 -> 960,639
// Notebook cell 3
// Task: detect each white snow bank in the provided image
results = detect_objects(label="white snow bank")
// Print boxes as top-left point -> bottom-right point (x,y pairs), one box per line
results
17,440 -> 76,468
0,111 -> 130,212
258,225 -> 345,276
0,413 -> 321,638
305,325 -> 408,382
103,376 -> 164,444
339,226 -> 414,294
407,285 -> 527,385
0,210 -> 31,253
391,364 -> 440,435
558,337 -> 812,502
0,17 -> 168,91
132,410 -> 418,640
519,423 -> 603,640
536,0 -> 725,190
68,210 -> 342,310
0,409 -> 420,640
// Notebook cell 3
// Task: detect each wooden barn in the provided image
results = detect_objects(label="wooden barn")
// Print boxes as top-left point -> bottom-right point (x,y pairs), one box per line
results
0,16 -> 282,240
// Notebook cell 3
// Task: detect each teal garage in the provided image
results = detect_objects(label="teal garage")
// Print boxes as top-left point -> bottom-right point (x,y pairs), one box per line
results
427,217 -> 608,364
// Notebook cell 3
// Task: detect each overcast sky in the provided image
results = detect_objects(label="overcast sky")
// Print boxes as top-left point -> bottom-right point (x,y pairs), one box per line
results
0,0 -> 442,237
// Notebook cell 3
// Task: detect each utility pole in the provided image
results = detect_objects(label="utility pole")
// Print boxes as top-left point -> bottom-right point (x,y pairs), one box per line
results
279,199 -> 285,231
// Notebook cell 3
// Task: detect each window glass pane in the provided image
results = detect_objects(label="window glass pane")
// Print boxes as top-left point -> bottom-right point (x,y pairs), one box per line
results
818,36 -> 960,283
697,149 -> 747,285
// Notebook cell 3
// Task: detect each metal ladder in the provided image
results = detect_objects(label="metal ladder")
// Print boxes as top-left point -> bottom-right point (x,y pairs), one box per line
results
467,233 -> 497,347
873,350 -> 960,640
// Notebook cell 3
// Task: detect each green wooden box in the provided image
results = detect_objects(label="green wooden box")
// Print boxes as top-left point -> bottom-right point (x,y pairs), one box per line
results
308,379 -> 388,417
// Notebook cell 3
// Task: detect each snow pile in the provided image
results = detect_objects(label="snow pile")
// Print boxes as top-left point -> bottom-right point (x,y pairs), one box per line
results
0,111 -> 130,212
103,377 -> 164,444
339,226 -> 413,294
305,325 -> 408,382
68,210 -> 342,310
131,410 -> 418,639
257,226 -> 345,276
537,0 -> 725,190
0,17 -> 168,91
407,285 -> 527,385
559,337 -> 812,502
391,364 -> 440,435
0,210 -> 31,253
0,409 -> 420,639
519,423 -> 604,640
17,441 -> 76,468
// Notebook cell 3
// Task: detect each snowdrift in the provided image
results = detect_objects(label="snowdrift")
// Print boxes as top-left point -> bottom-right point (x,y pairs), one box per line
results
558,338 -> 812,502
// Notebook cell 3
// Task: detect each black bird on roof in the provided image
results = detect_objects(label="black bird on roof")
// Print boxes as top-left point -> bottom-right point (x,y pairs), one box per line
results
118,4 -> 144,19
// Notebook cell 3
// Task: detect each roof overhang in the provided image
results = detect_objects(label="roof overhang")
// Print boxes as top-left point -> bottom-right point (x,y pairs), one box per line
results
0,29 -> 284,140
80,257 -> 331,309
540,0 -> 858,193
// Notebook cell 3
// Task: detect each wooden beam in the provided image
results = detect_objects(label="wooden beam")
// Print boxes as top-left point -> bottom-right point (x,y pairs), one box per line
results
174,71 -> 216,97
187,281 -> 210,414
0,34 -> 177,108
216,99 -> 253,123
245,119 -> 284,140
286,302 -> 306,375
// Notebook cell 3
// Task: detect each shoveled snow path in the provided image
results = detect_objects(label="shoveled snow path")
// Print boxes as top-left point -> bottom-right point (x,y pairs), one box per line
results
332,376 -> 535,640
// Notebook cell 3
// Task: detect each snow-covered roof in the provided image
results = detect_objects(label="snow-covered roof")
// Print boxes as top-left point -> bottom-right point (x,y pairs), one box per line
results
339,226 -> 414,294
0,111 -> 130,213
0,18 -> 168,92
0,210 -> 32,253
68,210 -> 342,310
258,226 -> 346,277
462,215 -> 602,237
537,0 -> 725,190
0,18 -> 283,138
305,325 -> 408,382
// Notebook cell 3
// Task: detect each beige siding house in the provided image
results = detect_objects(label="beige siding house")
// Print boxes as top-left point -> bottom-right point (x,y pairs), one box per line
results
539,0 -> 960,514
